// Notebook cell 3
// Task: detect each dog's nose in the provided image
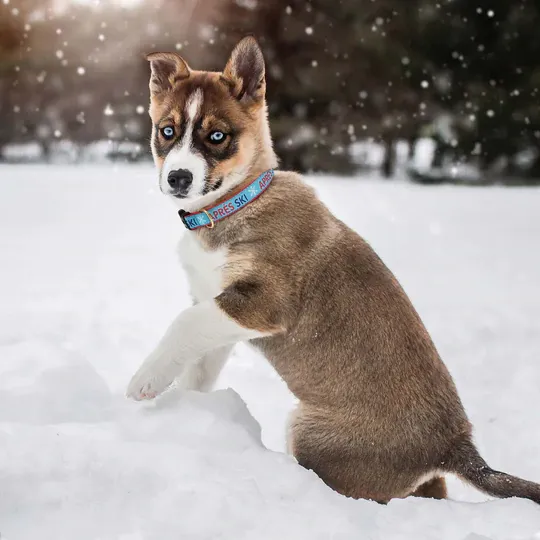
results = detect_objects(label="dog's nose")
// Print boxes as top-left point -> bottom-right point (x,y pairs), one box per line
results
167,169 -> 193,193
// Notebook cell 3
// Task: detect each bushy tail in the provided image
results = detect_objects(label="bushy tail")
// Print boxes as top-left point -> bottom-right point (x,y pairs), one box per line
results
447,439 -> 540,504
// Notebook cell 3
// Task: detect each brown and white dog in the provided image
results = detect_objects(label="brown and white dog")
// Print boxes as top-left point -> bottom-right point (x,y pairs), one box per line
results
126,37 -> 540,504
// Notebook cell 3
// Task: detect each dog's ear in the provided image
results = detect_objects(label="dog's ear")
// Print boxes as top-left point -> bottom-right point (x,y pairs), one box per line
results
146,52 -> 190,96
222,36 -> 265,103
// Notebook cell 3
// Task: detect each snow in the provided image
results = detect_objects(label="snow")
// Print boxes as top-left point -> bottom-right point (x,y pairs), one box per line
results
350,140 -> 386,168
1,164 -> 540,539
1,142 -> 43,162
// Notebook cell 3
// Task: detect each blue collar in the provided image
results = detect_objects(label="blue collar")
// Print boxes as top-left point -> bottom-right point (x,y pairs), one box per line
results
178,169 -> 274,230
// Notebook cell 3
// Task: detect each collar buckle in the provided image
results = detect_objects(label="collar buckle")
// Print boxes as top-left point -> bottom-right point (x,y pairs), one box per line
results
178,210 -> 191,230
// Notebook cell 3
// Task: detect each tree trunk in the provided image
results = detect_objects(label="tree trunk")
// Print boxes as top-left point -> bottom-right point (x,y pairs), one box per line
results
382,137 -> 396,178
432,139 -> 445,168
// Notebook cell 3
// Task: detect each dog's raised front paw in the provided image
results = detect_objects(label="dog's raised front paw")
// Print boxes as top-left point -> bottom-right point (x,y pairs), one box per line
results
126,361 -> 176,401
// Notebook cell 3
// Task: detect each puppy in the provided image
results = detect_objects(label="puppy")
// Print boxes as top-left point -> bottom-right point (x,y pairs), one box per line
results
127,36 -> 540,504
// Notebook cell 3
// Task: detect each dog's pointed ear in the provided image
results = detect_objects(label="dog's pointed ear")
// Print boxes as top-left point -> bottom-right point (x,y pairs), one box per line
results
146,52 -> 190,95
222,36 -> 265,103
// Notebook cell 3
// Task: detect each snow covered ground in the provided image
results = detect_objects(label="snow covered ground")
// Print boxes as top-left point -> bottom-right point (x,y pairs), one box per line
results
1,164 -> 540,539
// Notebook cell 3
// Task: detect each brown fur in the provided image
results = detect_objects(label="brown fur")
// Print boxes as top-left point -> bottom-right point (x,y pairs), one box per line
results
412,478 -> 448,500
203,172 -> 469,502
146,37 -> 540,504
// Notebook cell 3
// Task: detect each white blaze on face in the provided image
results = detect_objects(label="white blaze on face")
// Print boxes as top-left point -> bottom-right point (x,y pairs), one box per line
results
160,89 -> 207,203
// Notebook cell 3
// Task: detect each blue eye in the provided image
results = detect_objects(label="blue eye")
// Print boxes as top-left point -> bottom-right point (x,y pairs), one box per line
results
161,126 -> 175,139
208,131 -> 226,144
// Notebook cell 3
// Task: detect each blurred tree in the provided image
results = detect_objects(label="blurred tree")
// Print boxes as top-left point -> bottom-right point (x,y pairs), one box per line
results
415,0 -> 540,176
0,1 -> 25,159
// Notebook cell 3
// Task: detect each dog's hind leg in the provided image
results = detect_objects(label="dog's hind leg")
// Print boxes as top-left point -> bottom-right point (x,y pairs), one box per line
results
410,477 -> 447,500
287,403 -> 427,503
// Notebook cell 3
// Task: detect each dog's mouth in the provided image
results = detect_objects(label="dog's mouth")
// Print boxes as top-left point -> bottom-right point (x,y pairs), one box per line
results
160,185 -> 190,199
170,190 -> 189,199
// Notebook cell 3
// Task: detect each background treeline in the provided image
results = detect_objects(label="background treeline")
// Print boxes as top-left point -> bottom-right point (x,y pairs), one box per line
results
1,0 -> 539,182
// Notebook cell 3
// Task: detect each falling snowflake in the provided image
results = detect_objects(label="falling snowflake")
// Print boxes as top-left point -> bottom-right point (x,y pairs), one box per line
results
305,27 -> 313,35
103,104 -> 114,116
77,67 -> 85,75
136,105 -> 145,114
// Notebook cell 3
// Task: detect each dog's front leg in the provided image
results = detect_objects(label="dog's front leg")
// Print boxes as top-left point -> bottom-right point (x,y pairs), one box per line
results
177,345 -> 233,392
126,301 -> 263,401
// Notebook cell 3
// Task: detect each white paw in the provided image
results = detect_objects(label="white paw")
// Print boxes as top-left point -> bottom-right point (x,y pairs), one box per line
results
126,359 -> 177,401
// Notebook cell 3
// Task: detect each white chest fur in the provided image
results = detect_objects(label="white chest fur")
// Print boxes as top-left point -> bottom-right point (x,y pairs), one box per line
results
177,233 -> 227,302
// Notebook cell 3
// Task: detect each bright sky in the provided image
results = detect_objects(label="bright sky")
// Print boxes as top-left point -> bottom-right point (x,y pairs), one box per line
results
68,0 -> 143,8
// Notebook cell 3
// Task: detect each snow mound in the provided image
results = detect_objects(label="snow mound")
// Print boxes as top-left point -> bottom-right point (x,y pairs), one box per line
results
2,349 -> 540,540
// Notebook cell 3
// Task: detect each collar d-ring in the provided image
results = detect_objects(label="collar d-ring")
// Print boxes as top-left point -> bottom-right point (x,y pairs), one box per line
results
202,209 -> 215,229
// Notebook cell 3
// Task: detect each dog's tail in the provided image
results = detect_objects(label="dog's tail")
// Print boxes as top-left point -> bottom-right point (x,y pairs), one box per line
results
445,438 -> 540,504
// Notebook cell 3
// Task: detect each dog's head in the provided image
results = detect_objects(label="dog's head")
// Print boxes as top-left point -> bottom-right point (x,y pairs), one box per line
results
146,36 -> 276,212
